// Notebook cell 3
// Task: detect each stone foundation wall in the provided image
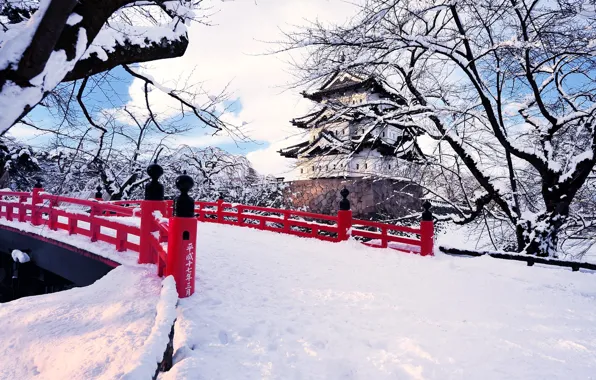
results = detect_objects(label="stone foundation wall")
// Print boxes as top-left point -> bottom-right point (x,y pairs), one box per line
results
283,178 -> 422,219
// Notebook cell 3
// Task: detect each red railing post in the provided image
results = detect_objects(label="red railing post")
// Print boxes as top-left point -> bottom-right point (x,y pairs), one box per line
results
90,202 -> 99,242
196,202 -> 203,221
217,195 -> 224,223
381,226 -> 388,248
420,201 -> 434,256
18,195 -> 27,222
48,197 -> 58,231
166,172 -> 197,298
116,229 -> 127,252
283,210 -> 291,233
30,180 -> 44,226
337,187 -> 352,241
68,216 -> 76,235
5,197 -> 12,221
140,200 -> 166,262
237,205 -> 243,226
139,163 -> 166,264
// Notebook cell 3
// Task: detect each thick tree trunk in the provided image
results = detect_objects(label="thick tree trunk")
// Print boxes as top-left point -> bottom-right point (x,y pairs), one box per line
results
518,200 -> 570,257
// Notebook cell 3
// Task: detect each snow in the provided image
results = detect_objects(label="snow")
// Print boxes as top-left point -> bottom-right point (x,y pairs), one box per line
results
66,13 -> 83,26
98,215 -> 142,228
82,22 -> 187,63
0,13 -> 89,133
0,265 -> 177,380
2,215 -> 595,379
121,275 -> 178,380
11,249 -> 30,263
0,0 -> 52,71
164,222 -> 596,379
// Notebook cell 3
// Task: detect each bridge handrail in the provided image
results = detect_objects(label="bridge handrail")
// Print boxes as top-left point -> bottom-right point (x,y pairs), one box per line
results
0,191 -> 146,255
39,194 -> 137,217
106,200 -> 143,206
0,190 -> 30,198
0,175 -> 434,300
193,199 -> 433,254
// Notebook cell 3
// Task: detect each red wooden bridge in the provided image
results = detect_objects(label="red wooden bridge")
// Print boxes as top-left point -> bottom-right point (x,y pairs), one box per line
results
0,164 -> 434,299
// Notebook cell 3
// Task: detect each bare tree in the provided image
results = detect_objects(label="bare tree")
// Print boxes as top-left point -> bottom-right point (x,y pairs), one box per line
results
282,0 -> 596,257
0,0 -> 240,138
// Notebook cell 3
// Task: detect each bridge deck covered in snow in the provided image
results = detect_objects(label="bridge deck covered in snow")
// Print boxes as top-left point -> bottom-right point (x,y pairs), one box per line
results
1,219 -> 595,379
168,223 -> 596,379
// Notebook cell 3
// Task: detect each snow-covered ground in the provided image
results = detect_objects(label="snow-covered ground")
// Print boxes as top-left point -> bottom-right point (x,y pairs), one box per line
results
0,265 -> 177,380
165,223 -> 596,379
1,217 -> 595,379
435,223 -> 596,264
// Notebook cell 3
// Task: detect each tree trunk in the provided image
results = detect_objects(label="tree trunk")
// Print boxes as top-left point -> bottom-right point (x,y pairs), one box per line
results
518,202 -> 570,257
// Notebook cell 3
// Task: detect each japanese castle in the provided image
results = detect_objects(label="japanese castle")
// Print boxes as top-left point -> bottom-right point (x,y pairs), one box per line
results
279,72 -> 424,180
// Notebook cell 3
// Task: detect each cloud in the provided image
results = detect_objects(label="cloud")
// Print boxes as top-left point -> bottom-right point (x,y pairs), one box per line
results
123,0 -> 357,174
246,143 -> 295,179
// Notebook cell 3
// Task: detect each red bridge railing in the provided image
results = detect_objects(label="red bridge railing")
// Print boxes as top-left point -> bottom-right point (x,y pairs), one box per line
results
193,192 -> 434,256
0,187 -> 181,294
0,167 -> 435,299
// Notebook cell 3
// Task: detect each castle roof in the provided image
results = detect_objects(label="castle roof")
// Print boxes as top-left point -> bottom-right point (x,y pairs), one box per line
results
290,107 -> 329,129
278,128 -> 425,161
280,71 -> 425,164
301,71 -> 403,103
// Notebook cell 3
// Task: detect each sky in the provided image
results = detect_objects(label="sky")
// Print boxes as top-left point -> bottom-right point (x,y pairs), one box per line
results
144,0 -> 358,176
8,0 -> 359,177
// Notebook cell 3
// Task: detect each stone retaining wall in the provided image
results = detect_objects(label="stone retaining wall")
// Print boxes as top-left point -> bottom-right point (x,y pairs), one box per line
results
283,178 -> 422,219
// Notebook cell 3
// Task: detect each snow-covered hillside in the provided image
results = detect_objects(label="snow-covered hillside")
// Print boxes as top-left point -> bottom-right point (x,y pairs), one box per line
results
165,223 -> 596,379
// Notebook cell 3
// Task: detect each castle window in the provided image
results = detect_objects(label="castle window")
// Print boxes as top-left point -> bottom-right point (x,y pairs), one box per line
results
356,164 -> 360,170
382,132 -> 386,137
312,166 -> 315,171
300,168 -> 303,174
388,164 -> 391,170
364,163 -> 368,170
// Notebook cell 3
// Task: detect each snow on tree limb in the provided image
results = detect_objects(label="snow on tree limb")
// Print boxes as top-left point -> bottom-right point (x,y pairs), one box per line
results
283,0 -> 596,257
0,0 -> 201,134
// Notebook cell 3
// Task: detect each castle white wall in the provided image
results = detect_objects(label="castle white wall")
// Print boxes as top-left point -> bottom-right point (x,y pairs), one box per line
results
292,151 -> 415,180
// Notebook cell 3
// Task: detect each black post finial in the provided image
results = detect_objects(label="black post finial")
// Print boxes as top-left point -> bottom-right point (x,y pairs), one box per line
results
145,162 -> 164,201
34,178 -> 43,189
174,172 -> 195,217
339,186 -> 350,211
422,200 -> 433,221
95,185 -> 102,199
